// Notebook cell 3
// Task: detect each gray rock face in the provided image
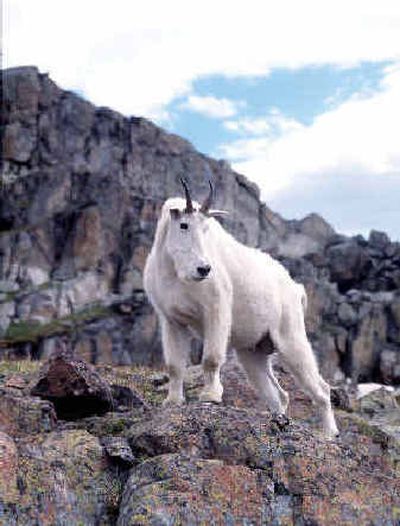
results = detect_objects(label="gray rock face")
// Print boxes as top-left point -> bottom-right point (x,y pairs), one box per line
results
283,256 -> 400,383
325,241 -> 370,291
1,66 -> 400,384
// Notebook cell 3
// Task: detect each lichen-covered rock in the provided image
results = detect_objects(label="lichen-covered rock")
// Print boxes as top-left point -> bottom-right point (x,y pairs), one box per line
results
128,404 -> 290,467
0,431 -> 19,503
123,403 -> 399,525
0,357 -> 399,524
0,429 -> 121,526
357,384 -> 398,416
0,388 -> 57,435
110,383 -> 150,412
117,454 -> 270,525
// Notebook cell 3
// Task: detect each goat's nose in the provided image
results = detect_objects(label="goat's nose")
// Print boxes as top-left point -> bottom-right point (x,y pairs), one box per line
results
197,264 -> 211,277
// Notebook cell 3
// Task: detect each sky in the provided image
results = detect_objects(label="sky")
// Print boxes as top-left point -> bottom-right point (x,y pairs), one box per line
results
3,0 -> 400,239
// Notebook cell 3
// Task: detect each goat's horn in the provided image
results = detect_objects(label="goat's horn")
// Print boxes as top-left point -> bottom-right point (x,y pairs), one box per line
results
180,177 -> 194,214
200,181 -> 214,214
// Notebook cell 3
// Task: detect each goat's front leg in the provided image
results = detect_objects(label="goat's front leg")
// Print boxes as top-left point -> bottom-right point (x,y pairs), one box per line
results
199,304 -> 231,404
161,318 -> 190,406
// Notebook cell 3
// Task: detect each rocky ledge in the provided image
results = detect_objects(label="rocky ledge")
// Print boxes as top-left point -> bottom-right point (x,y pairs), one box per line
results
0,354 -> 399,525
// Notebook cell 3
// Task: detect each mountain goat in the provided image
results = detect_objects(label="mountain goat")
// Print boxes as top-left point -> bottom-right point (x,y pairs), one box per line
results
143,180 -> 338,438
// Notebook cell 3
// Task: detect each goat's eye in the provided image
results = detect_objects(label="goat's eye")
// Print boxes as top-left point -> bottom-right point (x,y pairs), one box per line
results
180,223 -> 189,230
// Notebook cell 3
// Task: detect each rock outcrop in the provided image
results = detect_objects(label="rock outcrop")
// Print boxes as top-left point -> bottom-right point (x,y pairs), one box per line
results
1,66 -> 400,384
0,357 -> 399,525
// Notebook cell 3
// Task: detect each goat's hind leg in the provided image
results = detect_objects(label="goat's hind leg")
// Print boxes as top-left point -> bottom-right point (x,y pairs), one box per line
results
278,335 -> 339,438
236,347 -> 288,414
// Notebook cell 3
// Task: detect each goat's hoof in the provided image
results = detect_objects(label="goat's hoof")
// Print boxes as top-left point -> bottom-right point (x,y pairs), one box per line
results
323,427 -> 340,440
162,396 -> 185,407
199,390 -> 223,404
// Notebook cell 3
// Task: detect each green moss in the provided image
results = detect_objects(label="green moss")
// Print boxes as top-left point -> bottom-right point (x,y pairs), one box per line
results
1,304 -> 111,345
0,359 -> 41,376
103,418 -> 130,435
3,320 -> 44,342
0,359 -> 42,389
1,290 -> 19,302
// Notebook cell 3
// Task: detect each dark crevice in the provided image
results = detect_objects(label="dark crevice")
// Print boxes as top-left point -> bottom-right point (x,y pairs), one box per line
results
45,395 -> 112,420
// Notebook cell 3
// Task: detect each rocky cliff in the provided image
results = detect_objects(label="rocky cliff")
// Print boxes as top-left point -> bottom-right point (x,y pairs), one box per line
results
1,66 -> 400,384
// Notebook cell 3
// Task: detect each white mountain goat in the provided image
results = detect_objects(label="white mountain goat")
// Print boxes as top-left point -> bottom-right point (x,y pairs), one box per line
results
143,180 -> 339,437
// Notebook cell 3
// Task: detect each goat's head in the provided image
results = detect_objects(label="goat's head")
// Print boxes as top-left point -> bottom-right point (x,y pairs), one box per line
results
165,179 -> 226,282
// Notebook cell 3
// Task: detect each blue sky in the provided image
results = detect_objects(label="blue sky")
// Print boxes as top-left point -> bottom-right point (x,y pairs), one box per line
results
166,62 -> 387,154
4,0 -> 400,239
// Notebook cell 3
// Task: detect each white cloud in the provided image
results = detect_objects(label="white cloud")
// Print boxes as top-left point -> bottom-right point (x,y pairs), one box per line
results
217,64 -> 400,199
223,110 -> 303,138
224,117 -> 271,135
219,63 -> 400,238
4,0 -> 400,117
270,172 -> 400,239
180,95 -> 242,119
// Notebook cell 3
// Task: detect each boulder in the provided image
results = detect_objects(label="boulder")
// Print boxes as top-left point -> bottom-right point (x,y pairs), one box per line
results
337,302 -> 358,328
380,348 -> 400,384
31,353 -> 114,419
369,230 -> 390,250
326,241 -> 369,292
350,303 -> 387,381
101,436 -> 136,466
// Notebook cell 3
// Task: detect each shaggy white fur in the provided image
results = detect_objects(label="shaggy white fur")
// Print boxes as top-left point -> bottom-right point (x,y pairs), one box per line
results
144,197 -> 338,438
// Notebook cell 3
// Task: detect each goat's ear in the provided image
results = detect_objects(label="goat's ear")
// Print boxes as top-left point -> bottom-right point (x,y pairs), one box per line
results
207,209 -> 229,218
170,208 -> 181,220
